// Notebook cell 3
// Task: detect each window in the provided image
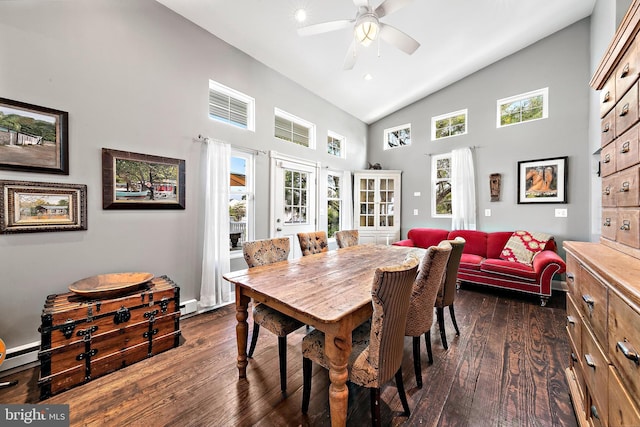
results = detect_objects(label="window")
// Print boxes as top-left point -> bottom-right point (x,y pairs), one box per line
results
432,109 -> 467,140
274,108 -> 316,148
208,80 -> 255,131
229,150 -> 254,256
432,153 -> 452,217
284,169 -> 309,223
384,124 -> 411,150
327,173 -> 341,238
327,131 -> 345,158
497,87 -> 548,128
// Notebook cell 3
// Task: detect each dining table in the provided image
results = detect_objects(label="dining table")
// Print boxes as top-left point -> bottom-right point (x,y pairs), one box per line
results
223,243 -> 425,427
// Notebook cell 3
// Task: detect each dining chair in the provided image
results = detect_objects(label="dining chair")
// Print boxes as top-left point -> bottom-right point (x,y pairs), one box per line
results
297,231 -> 329,255
404,240 -> 452,388
242,237 -> 304,393
435,237 -> 466,350
335,229 -> 359,248
301,255 -> 420,426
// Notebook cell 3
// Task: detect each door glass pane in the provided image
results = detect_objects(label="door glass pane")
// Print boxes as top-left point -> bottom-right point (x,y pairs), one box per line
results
284,168 -> 309,224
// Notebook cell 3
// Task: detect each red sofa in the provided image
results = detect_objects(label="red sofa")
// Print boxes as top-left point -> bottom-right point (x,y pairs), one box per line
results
393,228 -> 566,306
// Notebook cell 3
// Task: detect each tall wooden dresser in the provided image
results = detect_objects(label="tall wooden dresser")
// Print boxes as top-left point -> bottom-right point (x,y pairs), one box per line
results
564,1 -> 640,426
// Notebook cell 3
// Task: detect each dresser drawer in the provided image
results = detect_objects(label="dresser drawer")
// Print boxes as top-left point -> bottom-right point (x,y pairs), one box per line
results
601,75 -> 617,118
617,209 -> 640,248
616,81 -> 639,137
616,123 -> 640,171
567,294 -> 582,355
615,43 -> 640,100
602,110 -> 616,147
565,254 -> 581,303
601,209 -> 618,241
616,166 -> 640,206
608,290 -> 640,405
579,267 -> 608,347
602,175 -> 617,207
601,143 -> 617,177
582,325 -> 609,425
609,366 -> 640,427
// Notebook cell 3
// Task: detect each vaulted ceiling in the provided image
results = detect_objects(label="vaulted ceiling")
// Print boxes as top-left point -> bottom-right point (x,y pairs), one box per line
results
156,0 -> 595,124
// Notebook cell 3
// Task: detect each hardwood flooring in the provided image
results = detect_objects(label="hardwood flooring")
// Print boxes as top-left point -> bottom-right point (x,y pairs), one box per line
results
0,284 -> 577,427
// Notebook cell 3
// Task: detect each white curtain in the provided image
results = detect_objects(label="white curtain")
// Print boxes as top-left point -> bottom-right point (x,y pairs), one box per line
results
451,147 -> 477,230
200,139 -> 231,308
342,170 -> 353,229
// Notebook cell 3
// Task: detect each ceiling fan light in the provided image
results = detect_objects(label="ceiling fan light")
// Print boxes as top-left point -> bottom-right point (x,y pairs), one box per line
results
354,15 -> 379,47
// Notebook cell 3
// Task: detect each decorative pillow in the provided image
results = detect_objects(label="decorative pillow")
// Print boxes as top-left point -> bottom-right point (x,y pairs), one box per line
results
500,231 -> 552,266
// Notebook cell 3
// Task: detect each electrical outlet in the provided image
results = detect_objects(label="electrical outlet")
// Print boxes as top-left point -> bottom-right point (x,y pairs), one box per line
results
555,208 -> 568,217
413,209 -> 419,215
413,192 -> 421,197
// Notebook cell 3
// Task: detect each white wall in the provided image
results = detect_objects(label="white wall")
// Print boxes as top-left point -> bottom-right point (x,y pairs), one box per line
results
0,0 -> 367,351
367,18 -> 592,258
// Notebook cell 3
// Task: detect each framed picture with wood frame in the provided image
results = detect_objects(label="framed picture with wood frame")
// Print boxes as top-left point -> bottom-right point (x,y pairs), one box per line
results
517,156 -> 568,204
0,98 -> 69,174
102,148 -> 186,210
0,180 -> 87,234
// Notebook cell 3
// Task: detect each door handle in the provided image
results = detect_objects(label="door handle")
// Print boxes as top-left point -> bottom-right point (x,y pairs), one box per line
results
276,227 -> 282,232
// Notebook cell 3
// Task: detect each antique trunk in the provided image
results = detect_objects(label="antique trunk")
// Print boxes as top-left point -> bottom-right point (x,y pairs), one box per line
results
38,275 -> 181,399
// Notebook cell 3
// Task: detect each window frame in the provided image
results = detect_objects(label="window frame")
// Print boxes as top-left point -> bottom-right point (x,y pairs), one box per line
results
431,109 -> 468,141
208,80 -> 255,131
383,123 -> 411,150
274,108 -> 316,149
431,153 -> 452,218
229,149 -> 255,259
327,130 -> 346,158
496,87 -> 549,128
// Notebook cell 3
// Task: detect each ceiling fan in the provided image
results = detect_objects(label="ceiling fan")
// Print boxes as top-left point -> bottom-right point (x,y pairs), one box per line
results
297,0 -> 420,70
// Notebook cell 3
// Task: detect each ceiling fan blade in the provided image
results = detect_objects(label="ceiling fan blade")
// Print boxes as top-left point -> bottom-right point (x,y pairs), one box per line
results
353,0 -> 369,7
379,23 -> 420,55
343,40 -> 358,70
297,19 -> 353,36
375,0 -> 414,19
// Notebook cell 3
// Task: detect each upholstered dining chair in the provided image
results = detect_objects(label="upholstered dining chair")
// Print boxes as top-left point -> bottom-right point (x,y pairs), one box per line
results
404,241 -> 452,388
335,229 -> 359,248
242,237 -> 304,394
301,255 -> 420,426
435,237 -> 466,350
297,231 -> 329,255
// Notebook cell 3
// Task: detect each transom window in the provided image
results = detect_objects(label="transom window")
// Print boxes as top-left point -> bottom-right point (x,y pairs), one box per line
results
274,108 -> 316,148
327,131 -> 345,158
432,109 -> 467,140
432,153 -> 452,217
208,80 -> 255,131
497,87 -> 548,128
327,173 -> 341,237
384,124 -> 411,150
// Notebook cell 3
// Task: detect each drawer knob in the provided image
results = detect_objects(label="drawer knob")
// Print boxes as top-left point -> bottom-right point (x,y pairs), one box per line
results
603,123 -> 610,133
620,220 -> 631,231
603,217 -> 611,227
566,315 -> 576,325
603,153 -> 611,163
603,91 -> 611,103
582,294 -> 595,306
620,103 -> 630,116
621,141 -> 631,153
621,62 -> 630,78
591,405 -> 600,420
616,340 -> 640,365
571,352 -> 578,362
603,186 -> 611,195
620,181 -> 630,192
566,272 -> 575,283
584,353 -> 596,368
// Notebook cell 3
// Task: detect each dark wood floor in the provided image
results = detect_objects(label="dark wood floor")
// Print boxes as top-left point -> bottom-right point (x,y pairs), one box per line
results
0,284 -> 577,427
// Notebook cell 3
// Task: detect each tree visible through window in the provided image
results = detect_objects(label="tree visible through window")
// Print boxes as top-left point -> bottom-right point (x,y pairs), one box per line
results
327,173 -> 341,237
432,109 -> 467,140
229,152 -> 253,253
497,88 -> 548,128
432,154 -> 452,216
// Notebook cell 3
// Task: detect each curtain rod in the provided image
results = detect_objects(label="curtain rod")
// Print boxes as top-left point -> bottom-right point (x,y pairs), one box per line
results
425,145 -> 479,156
194,134 -> 266,155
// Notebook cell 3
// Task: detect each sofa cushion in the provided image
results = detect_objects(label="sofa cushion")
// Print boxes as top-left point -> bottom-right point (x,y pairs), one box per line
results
448,230 -> 488,258
500,230 -> 553,266
459,253 -> 484,271
487,232 -> 514,259
406,228 -> 450,249
480,258 -> 537,281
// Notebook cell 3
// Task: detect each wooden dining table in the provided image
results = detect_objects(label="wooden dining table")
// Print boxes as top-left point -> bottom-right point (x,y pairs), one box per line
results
223,243 -> 425,427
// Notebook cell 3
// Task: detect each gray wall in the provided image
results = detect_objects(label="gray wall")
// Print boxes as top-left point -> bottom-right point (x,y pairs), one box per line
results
368,18 -> 592,257
0,0 -> 367,351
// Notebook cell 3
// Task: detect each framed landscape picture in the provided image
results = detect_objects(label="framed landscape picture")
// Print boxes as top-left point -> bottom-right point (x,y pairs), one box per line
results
102,148 -> 186,210
517,156 -> 568,204
0,98 -> 69,174
0,180 -> 87,233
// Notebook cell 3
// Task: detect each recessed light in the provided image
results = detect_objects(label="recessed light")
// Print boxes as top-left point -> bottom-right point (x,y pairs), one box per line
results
364,73 -> 373,81
294,8 -> 307,23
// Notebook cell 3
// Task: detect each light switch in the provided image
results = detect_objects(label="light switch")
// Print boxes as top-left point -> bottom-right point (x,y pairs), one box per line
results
555,208 -> 568,217
413,192 -> 421,197
413,209 -> 419,215
485,209 -> 491,217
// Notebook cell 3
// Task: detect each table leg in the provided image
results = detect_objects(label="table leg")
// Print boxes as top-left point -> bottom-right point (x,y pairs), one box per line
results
235,288 -> 250,378
324,327 -> 352,427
